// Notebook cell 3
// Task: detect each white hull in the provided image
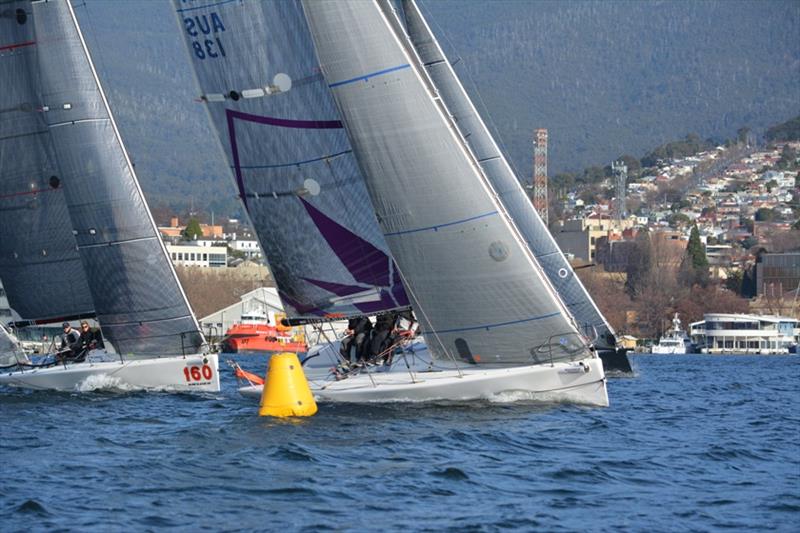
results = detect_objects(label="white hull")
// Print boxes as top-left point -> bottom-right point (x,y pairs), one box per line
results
650,345 -> 689,354
240,353 -> 608,406
0,353 -> 220,392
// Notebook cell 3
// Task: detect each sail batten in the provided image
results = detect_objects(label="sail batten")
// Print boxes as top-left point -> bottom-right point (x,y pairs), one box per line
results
302,0 -> 591,364
399,0 -> 616,347
172,0 -> 409,320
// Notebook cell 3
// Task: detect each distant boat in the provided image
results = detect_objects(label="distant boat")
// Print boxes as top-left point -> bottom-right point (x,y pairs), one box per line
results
0,0 -> 218,392
176,0 -> 607,405
221,310 -> 307,354
651,313 -> 692,354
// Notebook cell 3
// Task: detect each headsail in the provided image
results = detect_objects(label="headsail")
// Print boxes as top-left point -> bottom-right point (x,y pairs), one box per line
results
302,0 -> 591,364
0,2 -> 94,323
171,0 -> 408,320
398,0 -> 617,349
28,0 -> 205,356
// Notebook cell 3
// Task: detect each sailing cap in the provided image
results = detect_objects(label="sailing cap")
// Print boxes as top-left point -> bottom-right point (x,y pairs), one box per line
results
62,322 -> 70,328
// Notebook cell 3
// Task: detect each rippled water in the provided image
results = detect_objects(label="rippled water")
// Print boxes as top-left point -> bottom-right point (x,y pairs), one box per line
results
1,355 -> 798,531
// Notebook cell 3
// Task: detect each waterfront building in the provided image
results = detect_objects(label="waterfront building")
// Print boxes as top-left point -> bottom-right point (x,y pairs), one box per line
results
166,243 -> 227,268
756,252 -> 800,297
690,313 -> 799,354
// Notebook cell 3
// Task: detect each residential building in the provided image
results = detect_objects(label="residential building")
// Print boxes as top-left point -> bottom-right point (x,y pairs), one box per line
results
167,243 -> 227,268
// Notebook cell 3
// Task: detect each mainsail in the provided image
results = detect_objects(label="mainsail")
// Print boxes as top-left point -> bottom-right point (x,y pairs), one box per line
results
23,0 -> 205,356
0,3 -> 94,323
398,0 -> 618,350
302,0 -> 592,364
172,0 -> 408,320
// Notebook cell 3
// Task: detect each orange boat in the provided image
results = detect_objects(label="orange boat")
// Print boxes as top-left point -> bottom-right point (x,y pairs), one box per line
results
221,311 -> 307,354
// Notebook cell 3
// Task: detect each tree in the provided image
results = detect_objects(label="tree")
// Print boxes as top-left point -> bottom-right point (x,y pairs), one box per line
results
679,225 -> 709,288
724,269 -> 744,295
182,218 -> 203,241
755,207 -> 776,222
625,231 -> 652,296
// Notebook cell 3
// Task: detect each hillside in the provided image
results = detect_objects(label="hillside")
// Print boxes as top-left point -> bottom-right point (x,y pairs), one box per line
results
77,0 -> 800,215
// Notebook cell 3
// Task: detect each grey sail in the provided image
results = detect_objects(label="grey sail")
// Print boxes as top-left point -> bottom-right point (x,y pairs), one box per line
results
302,0 -> 591,364
27,0 -> 204,356
398,0 -> 617,349
172,0 -> 408,320
0,3 -> 94,323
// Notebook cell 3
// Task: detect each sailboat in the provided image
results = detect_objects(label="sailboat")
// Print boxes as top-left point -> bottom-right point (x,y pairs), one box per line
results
173,0 -> 606,405
0,0 -> 219,392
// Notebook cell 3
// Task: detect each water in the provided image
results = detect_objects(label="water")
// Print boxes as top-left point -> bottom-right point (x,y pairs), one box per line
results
1,355 -> 798,532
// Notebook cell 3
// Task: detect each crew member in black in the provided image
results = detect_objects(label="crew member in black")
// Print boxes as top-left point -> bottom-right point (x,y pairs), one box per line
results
368,313 -> 396,360
79,321 -> 105,351
59,322 -> 83,362
339,316 -> 373,363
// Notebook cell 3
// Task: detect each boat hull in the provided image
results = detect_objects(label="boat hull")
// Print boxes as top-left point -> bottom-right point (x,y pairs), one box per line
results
0,353 -> 220,392
598,347 -> 633,373
240,355 -> 608,406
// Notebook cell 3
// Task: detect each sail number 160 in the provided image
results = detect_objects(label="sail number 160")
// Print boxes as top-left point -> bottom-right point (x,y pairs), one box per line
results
184,364 -> 213,382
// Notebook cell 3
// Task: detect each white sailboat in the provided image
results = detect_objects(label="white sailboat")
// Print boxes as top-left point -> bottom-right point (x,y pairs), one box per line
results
174,0 -> 606,405
0,0 -> 219,392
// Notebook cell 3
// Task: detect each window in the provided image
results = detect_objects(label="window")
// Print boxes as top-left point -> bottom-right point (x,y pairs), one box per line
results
203,253 -> 208,261
191,253 -> 196,261
178,253 -> 183,260
171,253 -> 176,260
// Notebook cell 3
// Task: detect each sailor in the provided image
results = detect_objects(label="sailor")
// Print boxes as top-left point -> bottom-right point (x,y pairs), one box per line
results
79,321 -> 105,351
59,322 -> 83,361
339,316 -> 373,363
368,312 -> 396,360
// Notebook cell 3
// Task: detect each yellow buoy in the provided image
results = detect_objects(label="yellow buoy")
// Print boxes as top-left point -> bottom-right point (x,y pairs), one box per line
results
258,352 -> 317,417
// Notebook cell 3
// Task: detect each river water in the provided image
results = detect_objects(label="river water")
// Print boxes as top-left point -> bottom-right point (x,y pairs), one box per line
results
1,355 -> 798,531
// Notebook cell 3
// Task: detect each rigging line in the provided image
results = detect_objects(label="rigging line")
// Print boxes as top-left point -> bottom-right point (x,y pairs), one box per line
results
100,315 -> 196,329
415,0 -> 523,179
391,260 -> 463,378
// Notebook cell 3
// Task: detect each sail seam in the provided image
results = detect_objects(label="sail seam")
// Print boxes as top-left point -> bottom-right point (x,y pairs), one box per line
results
329,63 -> 411,88
0,40 -> 36,52
236,149 -> 352,169
100,314 -> 196,328
384,210 -> 498,236
175,0 -> 238,13
427,312 -> 561,334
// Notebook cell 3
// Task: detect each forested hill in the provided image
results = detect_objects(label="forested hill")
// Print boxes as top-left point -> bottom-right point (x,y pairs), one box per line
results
78,0 -> 799,216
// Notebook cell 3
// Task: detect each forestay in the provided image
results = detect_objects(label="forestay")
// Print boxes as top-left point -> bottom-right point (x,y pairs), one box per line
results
172,0 -> 408,320
29,0 -> 204,356
302,0 -> 591,364
0,2 -> 94,322
398,0 -> 617,350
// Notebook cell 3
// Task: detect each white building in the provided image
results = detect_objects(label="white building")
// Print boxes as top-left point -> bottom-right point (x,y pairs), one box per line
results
166,243 -> 227,268
229,239 -> 262,260
690,313 -> 799,354
198,287 -> 285,339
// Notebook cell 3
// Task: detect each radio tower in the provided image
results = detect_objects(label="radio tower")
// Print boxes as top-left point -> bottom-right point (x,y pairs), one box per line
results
532,128 -> 548,225
612,160 -> 628,225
